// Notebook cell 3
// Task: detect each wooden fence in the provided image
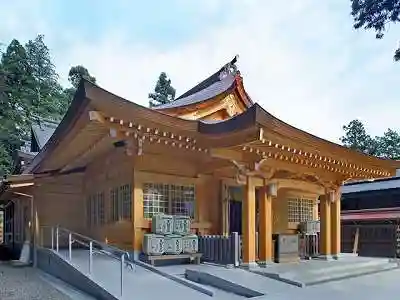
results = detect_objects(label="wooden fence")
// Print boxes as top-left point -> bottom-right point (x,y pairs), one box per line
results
198,232 -> 240,266
342,222 -> 399,258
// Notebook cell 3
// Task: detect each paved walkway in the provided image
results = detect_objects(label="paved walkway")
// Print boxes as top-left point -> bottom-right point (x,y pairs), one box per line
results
56,249 -> 400,300
58,249 -> 213,300
264,269 -> 400,300
0,263 -> 72,300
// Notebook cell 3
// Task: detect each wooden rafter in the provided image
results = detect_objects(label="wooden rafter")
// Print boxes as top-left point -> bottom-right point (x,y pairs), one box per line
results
250,130 -> 391,178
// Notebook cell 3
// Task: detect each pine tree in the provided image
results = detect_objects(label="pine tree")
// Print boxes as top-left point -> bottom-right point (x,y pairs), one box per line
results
149,72 -> 176,107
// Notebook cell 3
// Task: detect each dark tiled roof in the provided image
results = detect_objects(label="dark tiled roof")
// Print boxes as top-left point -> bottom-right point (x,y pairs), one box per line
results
31,120 -> 59,150
154,56 -> 240,110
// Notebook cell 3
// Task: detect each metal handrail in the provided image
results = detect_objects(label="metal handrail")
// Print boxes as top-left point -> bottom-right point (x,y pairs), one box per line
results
42,225 -> 133,297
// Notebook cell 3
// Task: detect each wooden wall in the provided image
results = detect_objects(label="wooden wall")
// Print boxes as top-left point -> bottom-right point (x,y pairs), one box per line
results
84,147 -> 134,250
34,172 -> 86,247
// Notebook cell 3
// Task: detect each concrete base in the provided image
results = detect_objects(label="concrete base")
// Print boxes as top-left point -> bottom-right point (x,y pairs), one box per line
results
128,250 -> 140,261
240,262 -> 259,270
315,254 -> 336,261
185,269 -> 265,298
316,253 -> 359,261
332,253 -> 359,260
257,260 -> 274,267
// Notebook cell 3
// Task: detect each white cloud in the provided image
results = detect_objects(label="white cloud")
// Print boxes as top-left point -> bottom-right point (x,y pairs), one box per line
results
2,0 -> 400,143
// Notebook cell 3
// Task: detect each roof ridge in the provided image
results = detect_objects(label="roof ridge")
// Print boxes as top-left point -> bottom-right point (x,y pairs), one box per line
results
175,55 -> 239,101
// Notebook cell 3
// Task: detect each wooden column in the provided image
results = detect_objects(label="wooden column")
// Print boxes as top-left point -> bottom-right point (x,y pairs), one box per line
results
132,172 -> 144,260
221,183 -> 230,236
331,191 -> 341,257
195,176 -> 208,235
319,193 -> 331,258
242,176 -> 256,266
258,182 -> 273,263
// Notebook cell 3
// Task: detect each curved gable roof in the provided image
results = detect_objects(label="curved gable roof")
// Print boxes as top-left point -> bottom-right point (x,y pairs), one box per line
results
22,68 -> 400,178
154,56 -> 253,110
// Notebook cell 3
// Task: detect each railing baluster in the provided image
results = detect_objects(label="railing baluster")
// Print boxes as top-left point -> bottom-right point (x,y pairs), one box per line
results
120,253 -> 124,297
56,227 -> 59,252
89,241 -> 93,275
68,233 -> 72,261
51,227 -> 54,250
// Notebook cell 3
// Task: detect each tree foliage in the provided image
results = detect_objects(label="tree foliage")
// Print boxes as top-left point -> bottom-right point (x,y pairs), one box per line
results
341,119 -> 400,159
351,0 -> 400,60
0,35 -> 95,176
149,72 -> 176,107
68,65 -> 96,88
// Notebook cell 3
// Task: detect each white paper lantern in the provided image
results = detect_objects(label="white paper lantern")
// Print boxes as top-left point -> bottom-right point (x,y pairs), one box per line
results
268,183 -> 278,197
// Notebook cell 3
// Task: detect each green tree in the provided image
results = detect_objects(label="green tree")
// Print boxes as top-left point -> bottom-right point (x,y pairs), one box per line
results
340,119 -> 379,155
61,65 -> 96,108
0,36 -> 72,176
149,72 -> 176,107
0,39 -> 31,175
25,34 -> 66,120
340,119 -> 400,159
376,128 -> 400,159
351,0 -> 400,60
68,65 -> 96,88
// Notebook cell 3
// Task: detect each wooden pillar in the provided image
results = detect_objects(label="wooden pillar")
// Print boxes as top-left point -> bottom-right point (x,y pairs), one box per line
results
33,202 -> 39,268
132,172 -> 144,260
242,176 -> 256,267
221,183 -> 230,236
331,191 -> 341,257
195,176 -> 208,235
319,193 -> 331,258
258,182 -> 273,263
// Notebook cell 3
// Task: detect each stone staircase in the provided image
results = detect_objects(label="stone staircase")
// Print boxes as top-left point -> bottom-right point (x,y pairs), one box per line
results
250,256 -> 399,287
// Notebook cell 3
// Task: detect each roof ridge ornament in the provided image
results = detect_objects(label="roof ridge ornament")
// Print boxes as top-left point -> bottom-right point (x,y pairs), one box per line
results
218,55 -> 240,81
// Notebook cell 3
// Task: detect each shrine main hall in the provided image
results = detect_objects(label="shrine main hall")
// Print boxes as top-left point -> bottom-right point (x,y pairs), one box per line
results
1,56 -> 399,266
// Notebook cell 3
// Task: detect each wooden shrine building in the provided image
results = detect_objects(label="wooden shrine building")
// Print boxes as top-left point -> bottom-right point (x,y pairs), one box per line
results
1,56 -> 400,265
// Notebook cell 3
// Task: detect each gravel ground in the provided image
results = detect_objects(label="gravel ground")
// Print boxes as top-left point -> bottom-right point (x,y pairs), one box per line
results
0,263 -> 71,300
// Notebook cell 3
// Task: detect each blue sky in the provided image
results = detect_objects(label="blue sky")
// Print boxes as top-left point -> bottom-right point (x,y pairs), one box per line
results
1,0 -> 400,143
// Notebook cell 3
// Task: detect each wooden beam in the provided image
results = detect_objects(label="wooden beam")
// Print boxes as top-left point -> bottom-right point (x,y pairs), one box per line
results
88,110 -> 106,123
209,148 -> 243,161
60,134 -> 114,173
196,160 -> 233,174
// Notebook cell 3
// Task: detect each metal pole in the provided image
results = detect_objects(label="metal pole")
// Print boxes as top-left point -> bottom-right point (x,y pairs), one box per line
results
51,227 -> 54,250
68,233 -> 72,261
56,227 -> 59,252
120,254 -> 124,297
89,241 -> 93,275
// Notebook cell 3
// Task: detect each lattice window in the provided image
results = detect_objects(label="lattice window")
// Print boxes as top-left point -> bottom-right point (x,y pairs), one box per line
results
143,183 -> 169,218
120,184 -> 132,220
287,198 -> 314,222
86,192 -> 105,227
111,184 -> 132,222
86,195 -> 92,227
143,183 -> 195,218
171,185 -> 195,217
111,187 -> 119,222
98,192 -> 105,225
